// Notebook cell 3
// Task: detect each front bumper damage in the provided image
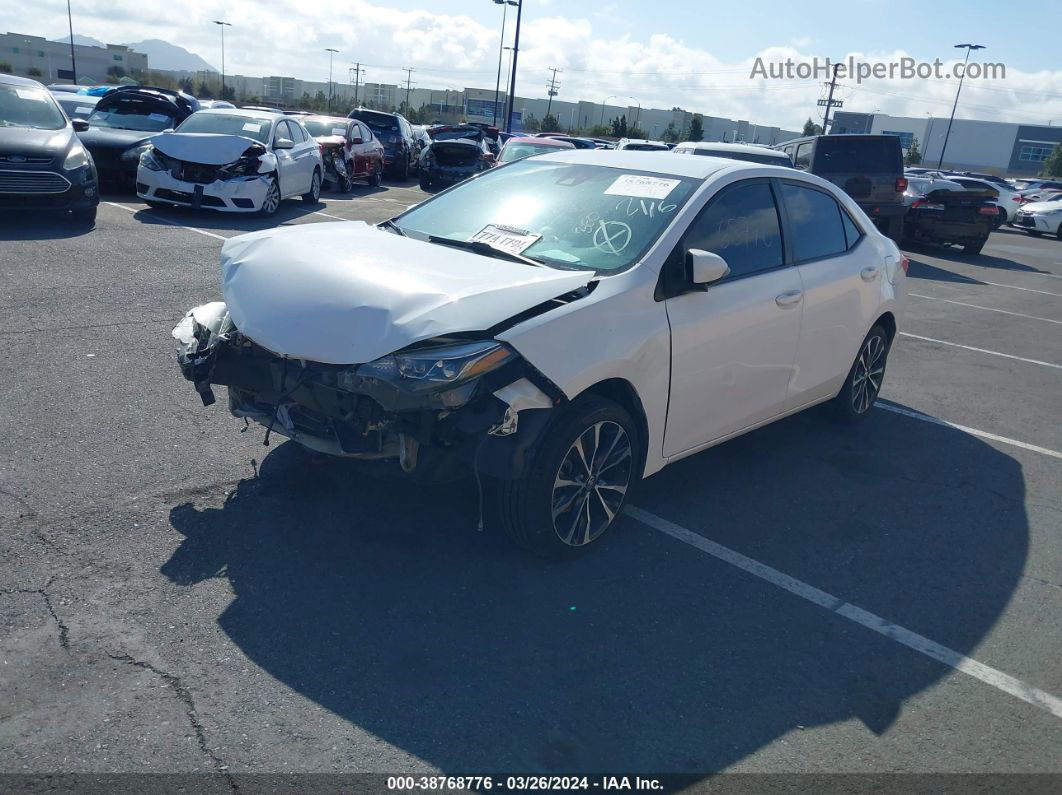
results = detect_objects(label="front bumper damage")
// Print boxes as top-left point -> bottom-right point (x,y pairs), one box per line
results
173,303 -> 561,482
138,168 -> 272,212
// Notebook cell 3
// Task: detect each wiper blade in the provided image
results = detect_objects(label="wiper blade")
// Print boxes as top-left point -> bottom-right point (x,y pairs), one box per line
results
427,235 -> 542,267
379,218 -> 406,236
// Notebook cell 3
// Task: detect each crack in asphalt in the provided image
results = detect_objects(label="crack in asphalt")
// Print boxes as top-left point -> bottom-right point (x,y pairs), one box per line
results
1,577 -> 70,651
107,652 -> 239,791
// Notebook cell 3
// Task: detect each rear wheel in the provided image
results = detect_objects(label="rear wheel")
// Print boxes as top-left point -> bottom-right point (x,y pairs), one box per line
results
369,164 -> 382,187
831,325 -> 889,423
962,239 -> 986,255
419,174 -> 432,191
302,168 -> 321,204
494,396 -> 637,557
883,216 -> 904,244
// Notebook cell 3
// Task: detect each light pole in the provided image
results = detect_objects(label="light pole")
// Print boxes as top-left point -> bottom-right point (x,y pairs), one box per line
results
599,95 -> 639,131
938,43 -> 985,168
491,0 -> 518,126
324,48 -> 338,112
213,21 -> 231,100
65,0 -> 77,84
503,0 -> 522,134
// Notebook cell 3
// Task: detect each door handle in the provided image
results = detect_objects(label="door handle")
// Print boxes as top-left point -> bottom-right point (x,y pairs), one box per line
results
775,289 -> 803,307
861,266 -> 880,281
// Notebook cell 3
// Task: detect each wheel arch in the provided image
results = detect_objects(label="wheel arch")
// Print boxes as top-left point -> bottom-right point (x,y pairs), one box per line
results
874,310 -> 897,349
574,377 -> 650,480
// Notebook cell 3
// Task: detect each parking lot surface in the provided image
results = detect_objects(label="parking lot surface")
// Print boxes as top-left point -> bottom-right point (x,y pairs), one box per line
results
2,183 -> 1062,780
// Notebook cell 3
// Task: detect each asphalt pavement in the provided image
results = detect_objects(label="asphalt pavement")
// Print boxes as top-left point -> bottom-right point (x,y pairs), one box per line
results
2,182 -> 1061,787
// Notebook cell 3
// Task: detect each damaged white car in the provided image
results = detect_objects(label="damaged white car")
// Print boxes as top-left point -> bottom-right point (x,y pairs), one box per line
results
137,109 -> 322,215
174,151 -> 906,555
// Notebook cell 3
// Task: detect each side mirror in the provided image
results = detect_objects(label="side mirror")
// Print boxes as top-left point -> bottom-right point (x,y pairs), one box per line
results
274,138 -> 294,150
482,152 -> 496,163
71,118 -> 89,132
351,137 -> 364,145
688,249 -> 730,285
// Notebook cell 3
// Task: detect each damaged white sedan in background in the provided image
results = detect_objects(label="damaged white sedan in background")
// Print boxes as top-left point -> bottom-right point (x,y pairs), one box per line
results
173,150 -> 906,555
137,109 -> 323,215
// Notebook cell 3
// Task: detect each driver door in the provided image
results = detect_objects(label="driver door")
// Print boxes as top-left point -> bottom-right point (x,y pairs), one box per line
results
663,179 -> 803,457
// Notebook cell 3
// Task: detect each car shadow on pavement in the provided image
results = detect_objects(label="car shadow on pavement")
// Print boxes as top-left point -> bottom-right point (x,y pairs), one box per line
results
131,202 -> 327,234
904,256 -> 987,285
0,212 -> 96,241
164,403 -> 1027,774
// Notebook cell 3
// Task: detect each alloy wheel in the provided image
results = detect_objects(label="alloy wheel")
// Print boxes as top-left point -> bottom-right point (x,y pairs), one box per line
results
311,172 -> 321,201
262,181 -> 280,214
851,334 -> 886,414
551,421 -> 633,547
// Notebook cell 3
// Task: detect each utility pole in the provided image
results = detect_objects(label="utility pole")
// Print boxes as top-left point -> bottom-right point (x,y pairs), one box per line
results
504,0 -> 522,134
402,66 -> 415,115
324,48 -> 338,112
545,66 -> 561,120
65,0 -> 77,84
938,43 -> 985,168
349,63 -> 364,107
818,63 -> 842,134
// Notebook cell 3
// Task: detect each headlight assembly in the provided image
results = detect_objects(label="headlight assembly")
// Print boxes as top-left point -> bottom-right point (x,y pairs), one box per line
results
63,144 -> 89,171
138,146 -> 166,171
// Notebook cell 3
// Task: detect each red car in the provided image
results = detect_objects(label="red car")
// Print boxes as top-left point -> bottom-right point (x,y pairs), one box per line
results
302,116 -> 385,191
496,135 -> 575,165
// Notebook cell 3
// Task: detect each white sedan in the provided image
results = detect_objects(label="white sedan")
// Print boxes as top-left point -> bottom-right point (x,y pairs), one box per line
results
137,109 -> 323,215
1012,194 -> 1062,239
173,151 -> 906,555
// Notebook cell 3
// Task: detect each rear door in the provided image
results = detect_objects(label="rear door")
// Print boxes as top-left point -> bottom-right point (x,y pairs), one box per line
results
286,120 -> 317,193
663,179 -> 803,456
780,180 -> 884,406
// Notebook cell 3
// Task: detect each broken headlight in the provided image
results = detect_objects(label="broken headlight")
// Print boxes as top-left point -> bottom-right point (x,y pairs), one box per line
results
138,146 -> 166,171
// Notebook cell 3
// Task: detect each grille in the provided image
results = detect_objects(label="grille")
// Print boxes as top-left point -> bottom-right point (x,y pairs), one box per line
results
178,162 -> 221,184
0,170 -> 71,194
0,154 -> 53,165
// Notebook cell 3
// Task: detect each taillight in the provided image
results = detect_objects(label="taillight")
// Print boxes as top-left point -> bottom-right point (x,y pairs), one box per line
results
900,255 -> 910,274
895,177 -> 908,192
1011,196 -> 1021,202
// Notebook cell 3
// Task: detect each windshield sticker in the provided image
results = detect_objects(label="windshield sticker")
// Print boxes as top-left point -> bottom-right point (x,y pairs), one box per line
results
605,174 -> 681,200
15,89 -> 47,101
469,224 -> 542,256
331,127 -> 345,136
242,122 -> 261,132
76,106 -> 92,114
148,112 -> 170,122
592,221 -> 633,256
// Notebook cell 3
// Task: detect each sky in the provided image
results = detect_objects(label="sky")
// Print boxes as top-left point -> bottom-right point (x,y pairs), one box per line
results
5,0 -> 1062,130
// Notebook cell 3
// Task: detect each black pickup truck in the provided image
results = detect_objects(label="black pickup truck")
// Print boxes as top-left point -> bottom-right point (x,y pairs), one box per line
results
901,179 -> 998,255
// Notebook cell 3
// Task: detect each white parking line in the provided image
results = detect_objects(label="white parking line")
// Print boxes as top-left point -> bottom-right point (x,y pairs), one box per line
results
104,202 -> 229,241
909,293 -> 1062,326
311,210 -> 348,221
877,403 -> 1062,461
980,280 -> 1062,297
900,332 -> 1062,370
624,505 -> 1062,720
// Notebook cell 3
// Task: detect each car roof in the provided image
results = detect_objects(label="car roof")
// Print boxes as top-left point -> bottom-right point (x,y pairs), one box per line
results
677,141 -> 787,155
0,73 -> 46,89
505,136 -> 573,147
199,108 -> 281,121
303,115 -> 350,124
534,148 -> 788,179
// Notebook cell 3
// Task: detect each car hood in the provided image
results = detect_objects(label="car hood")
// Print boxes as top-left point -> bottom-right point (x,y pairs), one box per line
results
313,135 -> 345,148
1021,201 -> 1062,213
0,127 -> 73,157
152,133 -> 262,164
78,127 -> 156,151
220,221 -> 592,365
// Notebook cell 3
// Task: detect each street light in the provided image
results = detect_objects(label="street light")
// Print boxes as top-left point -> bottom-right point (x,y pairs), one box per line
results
213,21 -> 231,100
324,48 -> 339,112
503,0 -> 522,134
938,43 -> 985,168
491,0 -> 518,126
66,0 -> 77,84
599,94 -> 640,130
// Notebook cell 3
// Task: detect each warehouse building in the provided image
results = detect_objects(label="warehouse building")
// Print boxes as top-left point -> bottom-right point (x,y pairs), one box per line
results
0,32 -> 147,84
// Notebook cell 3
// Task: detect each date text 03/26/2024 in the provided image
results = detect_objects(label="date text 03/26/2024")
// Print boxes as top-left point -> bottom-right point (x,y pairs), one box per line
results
386,776 -> 664,791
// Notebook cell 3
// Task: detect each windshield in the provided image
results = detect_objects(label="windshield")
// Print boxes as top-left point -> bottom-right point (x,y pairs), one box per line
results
695,149 -> 790,166
393,160 -> 698,272
623,143 -> 668,151
174,114 -> 273,144
88,101 -> 177,132
352,112 -> 397,132
499,143 -> 566,162
0,84 -> 67,130
302,119 -> 347,138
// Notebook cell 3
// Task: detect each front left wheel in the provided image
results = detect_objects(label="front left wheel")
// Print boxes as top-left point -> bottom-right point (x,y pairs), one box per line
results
831,325 -> 890,423
494,396 -> 638,557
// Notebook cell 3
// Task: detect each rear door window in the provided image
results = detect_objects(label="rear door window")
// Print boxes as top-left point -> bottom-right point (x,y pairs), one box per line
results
781,182 -> 848,261
814,137 -> 902,174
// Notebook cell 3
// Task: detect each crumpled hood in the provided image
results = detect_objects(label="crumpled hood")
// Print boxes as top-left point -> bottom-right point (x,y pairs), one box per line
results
78,127 -> 155,151
152,133 -> 261,165
314,135 -> 345,149
221,221 -> 592,364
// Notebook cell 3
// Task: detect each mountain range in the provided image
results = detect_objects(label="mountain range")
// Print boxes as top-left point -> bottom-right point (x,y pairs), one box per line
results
54,35 -> 217,73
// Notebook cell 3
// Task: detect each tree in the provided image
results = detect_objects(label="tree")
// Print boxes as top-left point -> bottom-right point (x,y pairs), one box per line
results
27,67 -> 42,77
802,117 -> 823,136
904,137 -> 923,166
523,113 -> 541,133
585,124 -> 611,138
609,114 -> 628,138
0,62 -> 12,74
541,113 -> 560,132
688,113 -> 704,142
197,81 -> 213,99
178,77 -> 194,94
628,126 -> 648,140
107,65 -> 126,80
1040,144 -> 1062,178
661,121 -> 680,143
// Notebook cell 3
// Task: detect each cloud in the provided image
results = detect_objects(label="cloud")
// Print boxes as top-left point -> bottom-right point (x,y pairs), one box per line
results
7,0 -> 1062,129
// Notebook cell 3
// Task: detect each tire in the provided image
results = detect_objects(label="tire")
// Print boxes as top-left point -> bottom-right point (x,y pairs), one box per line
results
494,396 -> 638,557
1056,226 -> 1062,241
257,176 -> 281,217
302,168 -> 321,204
338,166 -> 353,193
962,239 -> 986,255
71,206 -> 97,224
1027,231 -> 1043,237
831,325 -> 890,424
145,200 -> 169,209
883,215 -> 903,244
369,165 -> 382,187
419,174 -> 432,191
992,209 -> 1005,229
398,155 -> 409,181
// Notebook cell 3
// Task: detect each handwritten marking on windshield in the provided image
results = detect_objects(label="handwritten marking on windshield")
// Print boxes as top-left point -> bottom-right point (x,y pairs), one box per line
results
593,221 -> 633,255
